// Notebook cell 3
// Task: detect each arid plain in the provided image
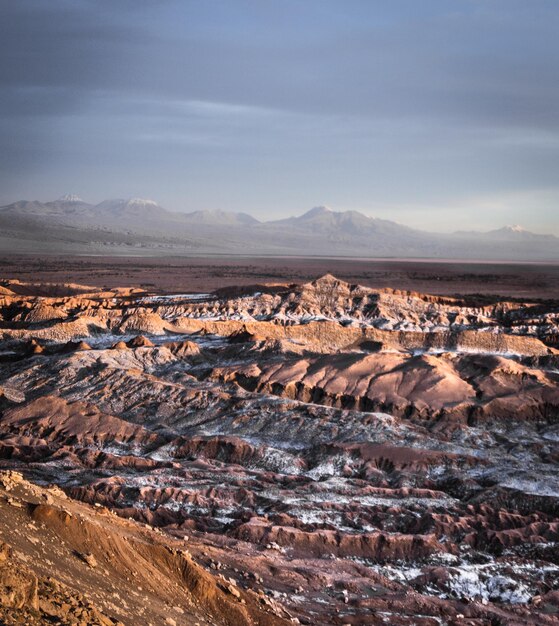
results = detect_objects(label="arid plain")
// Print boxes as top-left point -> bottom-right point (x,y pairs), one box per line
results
2,255 -> 559,298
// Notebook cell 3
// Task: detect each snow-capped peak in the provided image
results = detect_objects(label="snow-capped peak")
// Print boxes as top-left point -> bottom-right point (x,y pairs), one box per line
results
504,224 -> 526,233
126,198 -> 159,207
58,194 -> 84,203
303,206 -> 333,218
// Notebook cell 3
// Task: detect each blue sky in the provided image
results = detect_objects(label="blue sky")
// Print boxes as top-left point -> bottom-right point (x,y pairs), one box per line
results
1,0 -> 558,233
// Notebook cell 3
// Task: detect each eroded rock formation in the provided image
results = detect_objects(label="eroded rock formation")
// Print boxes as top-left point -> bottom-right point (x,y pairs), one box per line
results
0,275 -> 558,624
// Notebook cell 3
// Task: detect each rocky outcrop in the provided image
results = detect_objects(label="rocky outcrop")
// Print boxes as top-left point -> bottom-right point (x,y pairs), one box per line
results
23,302 -> 68,323
213,351 -> 559,422
119,311 -> 170,335
0,542 -> 39,611
1,395 -> 161,448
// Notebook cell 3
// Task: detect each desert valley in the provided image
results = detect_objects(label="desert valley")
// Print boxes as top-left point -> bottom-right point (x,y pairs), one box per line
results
2,2 -> 559,623
0,267 -> 558,625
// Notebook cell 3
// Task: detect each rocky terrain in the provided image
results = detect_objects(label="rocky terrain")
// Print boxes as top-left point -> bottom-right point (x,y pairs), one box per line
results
0,470 -> 289,626
1,274 -> 559,624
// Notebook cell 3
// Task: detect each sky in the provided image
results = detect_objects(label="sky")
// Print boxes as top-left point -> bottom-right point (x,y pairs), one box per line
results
1,0 -> 558,234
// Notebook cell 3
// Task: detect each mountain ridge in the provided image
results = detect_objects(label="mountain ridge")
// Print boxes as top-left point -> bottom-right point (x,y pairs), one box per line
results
1,197 -> 554,238
0,197 -> 557,260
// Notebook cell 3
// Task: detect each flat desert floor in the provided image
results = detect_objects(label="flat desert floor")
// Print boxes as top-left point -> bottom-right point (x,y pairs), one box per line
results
1,254 -> 558,299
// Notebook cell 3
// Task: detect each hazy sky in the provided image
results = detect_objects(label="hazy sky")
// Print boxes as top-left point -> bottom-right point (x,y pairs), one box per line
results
1,0 -> 558,233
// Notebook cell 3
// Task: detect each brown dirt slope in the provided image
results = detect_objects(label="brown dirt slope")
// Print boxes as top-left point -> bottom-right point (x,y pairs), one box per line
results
0,471 -> 291,626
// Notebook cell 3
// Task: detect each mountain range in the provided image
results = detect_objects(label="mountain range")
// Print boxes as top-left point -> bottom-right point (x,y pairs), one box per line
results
0,196 -> 556,260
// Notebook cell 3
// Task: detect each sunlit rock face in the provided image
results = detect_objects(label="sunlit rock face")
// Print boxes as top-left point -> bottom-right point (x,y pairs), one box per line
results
1,276 -> 559,625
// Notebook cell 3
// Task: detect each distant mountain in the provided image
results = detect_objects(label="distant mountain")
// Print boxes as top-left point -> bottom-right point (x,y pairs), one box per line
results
271,206 -> 420,237
181,209 -> 260,226
0,198 -> 259,230
58,194 -> 84,203
455,225 -> 557,242
95,198 -> 177,221
2,196 -> 91,217
0,196 -> 557,260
